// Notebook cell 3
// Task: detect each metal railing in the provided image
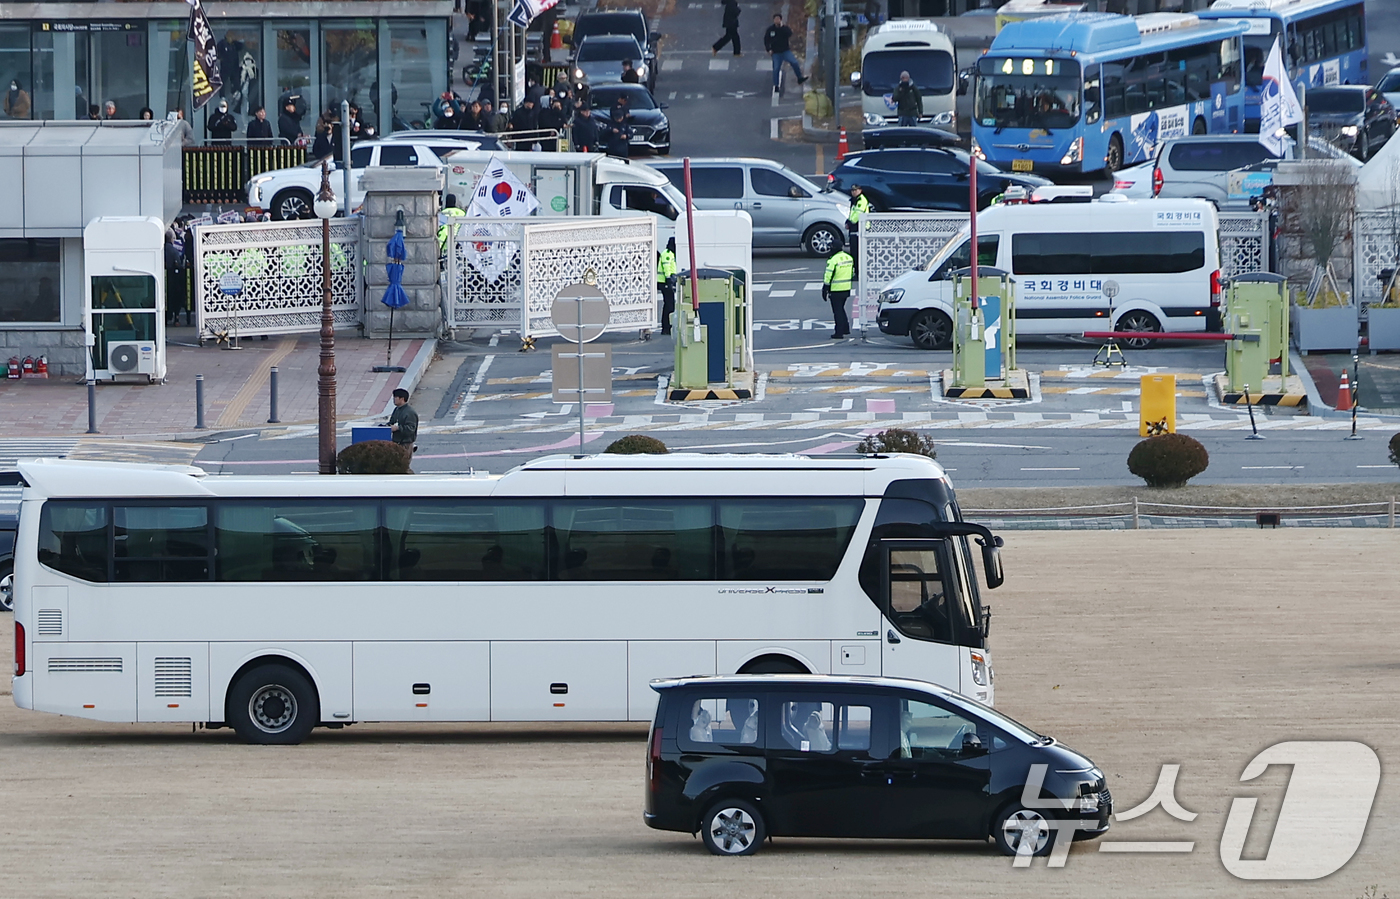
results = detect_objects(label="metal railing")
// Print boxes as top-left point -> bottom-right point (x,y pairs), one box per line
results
182,144 -> 308,205
964,498 -> 1399,529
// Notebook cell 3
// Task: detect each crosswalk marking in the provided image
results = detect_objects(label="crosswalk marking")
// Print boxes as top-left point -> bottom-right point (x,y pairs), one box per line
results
803,282 -> 822,290
769,289 -> 796,297
709,59 -> 730,71
662,59 -> 683,71
0,439 -> 79,466
757,57 -> 770,71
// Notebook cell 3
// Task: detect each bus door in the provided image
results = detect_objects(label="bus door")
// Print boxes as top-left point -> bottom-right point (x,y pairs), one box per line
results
877,539 -> 964,691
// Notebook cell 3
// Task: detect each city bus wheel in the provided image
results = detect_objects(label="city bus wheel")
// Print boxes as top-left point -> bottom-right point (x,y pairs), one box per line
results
910,309 -> 953,351
1117,310 -> 1161,349
1104,135 -> 1124,177
228,664 -> 320,745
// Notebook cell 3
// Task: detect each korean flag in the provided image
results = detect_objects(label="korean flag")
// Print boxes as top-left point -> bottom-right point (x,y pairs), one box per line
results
466,155 -> 540,219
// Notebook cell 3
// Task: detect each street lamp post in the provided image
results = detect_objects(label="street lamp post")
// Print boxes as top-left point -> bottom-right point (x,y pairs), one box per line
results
314,161 -> 339,474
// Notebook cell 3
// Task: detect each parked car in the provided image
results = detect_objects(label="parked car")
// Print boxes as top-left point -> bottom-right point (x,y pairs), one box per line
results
1110,134 -> 1363,205
572,34 -> 653,92
644,674 -> 1112,856
825,147 -> 1049,212
570,9 -> 657,58
588,84 -> 670,156
1378,67 -> 1400,114
247,136 -> 497,220
1306,85 -> 1395,161
652,158 -> 850,256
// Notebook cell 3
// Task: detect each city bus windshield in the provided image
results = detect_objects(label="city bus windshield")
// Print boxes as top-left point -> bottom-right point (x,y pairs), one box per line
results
975,56 -> 1081,131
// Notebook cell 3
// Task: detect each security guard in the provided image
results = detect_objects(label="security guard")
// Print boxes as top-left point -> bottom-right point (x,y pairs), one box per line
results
656,236 -> 678,335
846,184 -> 870,271
437,193 -> 467,265
822,247 -> 854,339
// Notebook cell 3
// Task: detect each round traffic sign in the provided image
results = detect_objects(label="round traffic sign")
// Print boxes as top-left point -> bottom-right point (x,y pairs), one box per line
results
550,282 -> 610,343
219,271 -> 245,295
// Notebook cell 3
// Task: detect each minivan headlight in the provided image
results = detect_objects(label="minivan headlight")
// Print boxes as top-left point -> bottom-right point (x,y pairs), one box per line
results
1075,793 -> 1100,813
880,288 -> 904,304
932,110 -> 954,126
864,112 -> 884,126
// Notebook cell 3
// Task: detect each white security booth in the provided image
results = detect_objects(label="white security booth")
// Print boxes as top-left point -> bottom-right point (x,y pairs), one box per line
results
84,217 -> 167,383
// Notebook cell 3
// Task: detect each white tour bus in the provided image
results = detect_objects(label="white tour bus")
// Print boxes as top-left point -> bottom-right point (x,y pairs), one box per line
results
875,197 -> 1222,350
10,454 -> 1004,744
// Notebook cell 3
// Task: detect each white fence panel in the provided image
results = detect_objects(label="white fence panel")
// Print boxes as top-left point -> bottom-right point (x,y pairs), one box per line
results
194,219 -> 363,340
1353,211 -> 1394,306
1217,210 -> 1269,281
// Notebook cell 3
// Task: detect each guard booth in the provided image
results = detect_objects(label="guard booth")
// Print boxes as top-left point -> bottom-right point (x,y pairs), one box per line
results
674,268 -> 748,390
84,217 -> 166,383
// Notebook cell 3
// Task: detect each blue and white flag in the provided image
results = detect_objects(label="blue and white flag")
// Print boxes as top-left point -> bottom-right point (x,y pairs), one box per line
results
1259,37 -> 1303,156
508,0 -> 561,29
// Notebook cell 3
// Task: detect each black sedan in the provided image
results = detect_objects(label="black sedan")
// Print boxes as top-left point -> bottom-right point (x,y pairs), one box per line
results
1306,86 -> 1394,161
590,84 -> 670,155
826,147 -> 1050,211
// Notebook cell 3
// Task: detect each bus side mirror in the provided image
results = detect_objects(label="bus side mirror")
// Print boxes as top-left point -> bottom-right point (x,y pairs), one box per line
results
978,536 -> 1004,589
850,71 -> 862,87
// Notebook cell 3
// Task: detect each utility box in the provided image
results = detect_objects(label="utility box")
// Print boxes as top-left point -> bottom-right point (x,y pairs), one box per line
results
952,267 -> 1015,380
84,216 -> 166,383
1225,273 -> 1288,393
676,269 -> 748,387
1139,374 -> 1177,435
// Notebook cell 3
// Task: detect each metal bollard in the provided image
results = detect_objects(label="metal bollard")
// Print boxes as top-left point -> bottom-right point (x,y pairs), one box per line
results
195,374 -> 206,430
86,380 -> 98,434
268,366 -> 280,424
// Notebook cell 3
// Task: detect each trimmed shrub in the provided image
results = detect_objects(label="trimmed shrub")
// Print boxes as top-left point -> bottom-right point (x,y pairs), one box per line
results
1390,432 -> 1400,469
336,440 -> 412,475
1127,434 -> 1209,488
604,434 -> 669,454
856,428 -> 936,459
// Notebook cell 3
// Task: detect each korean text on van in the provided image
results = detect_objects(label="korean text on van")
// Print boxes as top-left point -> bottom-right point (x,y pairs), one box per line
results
876,197 -> 1221,350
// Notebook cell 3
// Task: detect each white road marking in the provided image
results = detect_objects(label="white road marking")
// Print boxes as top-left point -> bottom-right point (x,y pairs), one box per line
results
662,59 -> 683,71
454,354 -> 496,423
1121,400 -> 1132,412
1357,464 -> 1393,468
769,289 -> 796,297
758,57 -> 770,71
709,59 -> 730,71
803,282 -> 822,290
1241,465 -> 1303,469
668,91 -> 677,100
1021,467 -> 1080,471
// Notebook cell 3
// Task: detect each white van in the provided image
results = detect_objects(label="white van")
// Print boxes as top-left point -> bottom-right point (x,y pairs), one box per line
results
876,197 -> 1221,349
852,20 -> 957,129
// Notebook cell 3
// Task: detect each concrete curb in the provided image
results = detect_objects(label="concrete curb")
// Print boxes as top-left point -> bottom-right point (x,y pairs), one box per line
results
379,337 -> 438,417
1293,349 -> 1400,421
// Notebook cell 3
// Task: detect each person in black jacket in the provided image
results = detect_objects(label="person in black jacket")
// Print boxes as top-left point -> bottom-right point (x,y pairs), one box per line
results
509,96 -> 540,138
538,98 -> 566,151
712,0 -> 742,57
206,100 -> 238,143
604,97 -> 632,158
246,106 -> 274,145
763,14 -> 807,90
572,104 -> 599,152
278,98 -> 303,145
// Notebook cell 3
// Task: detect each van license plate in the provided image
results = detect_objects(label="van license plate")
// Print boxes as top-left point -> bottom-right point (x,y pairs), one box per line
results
1011,159 -> 1034,172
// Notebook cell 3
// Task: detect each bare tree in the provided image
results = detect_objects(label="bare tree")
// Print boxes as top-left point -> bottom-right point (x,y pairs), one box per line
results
1279,159 -> 1356,306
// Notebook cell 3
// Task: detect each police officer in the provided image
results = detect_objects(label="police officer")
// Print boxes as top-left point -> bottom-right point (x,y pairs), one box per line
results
437,194 -> 466,265
846,184 -> 870,272
823,247 -> 854,339
657,237 -> 678,335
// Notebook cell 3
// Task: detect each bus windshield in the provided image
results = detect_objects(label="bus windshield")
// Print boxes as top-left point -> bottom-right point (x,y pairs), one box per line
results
975,56 -> 1081,131
862,49 -> 955,96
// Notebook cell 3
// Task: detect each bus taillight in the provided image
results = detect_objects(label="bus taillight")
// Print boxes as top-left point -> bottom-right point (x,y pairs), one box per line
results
648,726 -> 663,793
14,621 -> 24,677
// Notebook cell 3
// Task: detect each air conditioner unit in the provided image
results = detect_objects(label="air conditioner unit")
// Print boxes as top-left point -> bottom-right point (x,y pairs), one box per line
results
108,341 -> 158,376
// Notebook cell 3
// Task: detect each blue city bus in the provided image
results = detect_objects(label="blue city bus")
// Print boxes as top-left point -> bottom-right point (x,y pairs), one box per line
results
1198,0 -> 1368,133
971,13 -> 1250,177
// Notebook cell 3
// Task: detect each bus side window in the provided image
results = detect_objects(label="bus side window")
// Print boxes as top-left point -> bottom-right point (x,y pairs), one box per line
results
1083,65 -> 1101,125
1102,63 -> 1125,119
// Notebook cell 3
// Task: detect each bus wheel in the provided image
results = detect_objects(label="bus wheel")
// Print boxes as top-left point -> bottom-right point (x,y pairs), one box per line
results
1192,117 -> 1207,135
1117,310 -> 1161,350
228,663 -> 320,745
740,655 -> 808,674
1104,135 -> 1124,177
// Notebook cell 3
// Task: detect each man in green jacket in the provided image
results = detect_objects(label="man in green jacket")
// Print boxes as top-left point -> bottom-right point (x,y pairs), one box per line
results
892,70 -> 923,126
388,388 -> 419,452
823,248 -> 854,339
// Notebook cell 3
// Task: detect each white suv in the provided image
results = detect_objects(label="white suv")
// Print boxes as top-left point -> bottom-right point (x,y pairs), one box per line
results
247,135 -> 498,220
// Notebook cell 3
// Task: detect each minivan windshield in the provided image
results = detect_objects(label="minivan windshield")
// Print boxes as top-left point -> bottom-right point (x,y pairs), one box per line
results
923,227 -> 971,271
938,692 -> 1047,745
862,50 -> 955,96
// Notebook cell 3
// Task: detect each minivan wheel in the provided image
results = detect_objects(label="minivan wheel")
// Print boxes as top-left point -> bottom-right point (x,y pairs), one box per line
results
701,799 -> 765,856
994,805 -> 1055,857
803,223 -> 843,257
910,309 -> 953,350
227,663 -> 319,745
1116,310 -> 1161,349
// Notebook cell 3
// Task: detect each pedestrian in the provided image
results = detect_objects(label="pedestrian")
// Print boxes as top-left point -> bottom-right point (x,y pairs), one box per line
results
170,108 -> 196,146
479,99 -> 503,133
103,100 -> 118,120
388,388 -> 419,453
823,246 -> 854,339
179,220 -> 197,325
437,193 -> 466,260
712,0 -> 742,57
246,105 -> 274,145
846,183 -> 870,266
572,104 -> 599,152
763,15 -> 807,91
347,104 -> 364,142
433,93 -> 461,129
621,60 -> 641,84
461,100 -> 482,131
207,100 -> 238,143
538,98 -> 566,151
138,107 -> 154,121
864,0 -> 882,26
5,79 -> 30,119
657,236 -> 678,335
605,95 -> 632,158
509,96 -> 540,143
311,115 -> 333,158
164,229 -> 186,327
892,69 -> 922,126
278,97 -> 303,145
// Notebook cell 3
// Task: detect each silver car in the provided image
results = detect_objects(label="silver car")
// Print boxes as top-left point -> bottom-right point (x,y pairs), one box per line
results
650,158 -> 851,256
572,35 -> 653,91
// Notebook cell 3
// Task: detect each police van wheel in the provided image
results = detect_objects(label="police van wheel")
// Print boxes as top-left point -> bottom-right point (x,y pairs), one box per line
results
272,189 -> 314,222
803,224 -> 843,257
1117,311 -> 1161,349
910,309 -> 953,351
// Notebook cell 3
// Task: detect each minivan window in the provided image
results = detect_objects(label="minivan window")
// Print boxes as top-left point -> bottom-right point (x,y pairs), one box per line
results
898,698 -> 981,759
1168,141 -> 1272,171
750,167 -> 810,198
609,185 -> 679,220
682,697 -> 760,747
776,700 -> 872,752
688,167 -> 745,199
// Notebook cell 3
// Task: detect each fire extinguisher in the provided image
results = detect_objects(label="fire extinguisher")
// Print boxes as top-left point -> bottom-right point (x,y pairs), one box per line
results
21,356 -> 34,377
6,357 -> 19,379
35,355 -> 48,377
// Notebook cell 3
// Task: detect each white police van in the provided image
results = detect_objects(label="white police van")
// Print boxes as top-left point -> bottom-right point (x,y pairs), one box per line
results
875,197 -> 1221,350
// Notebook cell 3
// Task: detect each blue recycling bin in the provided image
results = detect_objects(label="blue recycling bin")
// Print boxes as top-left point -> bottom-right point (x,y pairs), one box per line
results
351,426 -> 393,444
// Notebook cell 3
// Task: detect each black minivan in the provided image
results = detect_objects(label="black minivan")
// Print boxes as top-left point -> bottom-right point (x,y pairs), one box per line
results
645,675 -> 1111,856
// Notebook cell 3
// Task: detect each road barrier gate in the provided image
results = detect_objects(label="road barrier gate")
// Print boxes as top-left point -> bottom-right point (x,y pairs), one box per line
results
951,267 -> 1015,388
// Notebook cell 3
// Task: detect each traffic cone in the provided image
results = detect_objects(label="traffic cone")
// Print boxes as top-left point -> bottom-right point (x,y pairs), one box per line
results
1336,370 -> 1352,411
551,22 -> 563,51
837,126 -> 849,162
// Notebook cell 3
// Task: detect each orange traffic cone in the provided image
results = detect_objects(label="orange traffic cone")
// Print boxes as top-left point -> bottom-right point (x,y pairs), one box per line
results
1336,370 -> 1352,411
551,22 -> 563,51
837,126 -> 849,162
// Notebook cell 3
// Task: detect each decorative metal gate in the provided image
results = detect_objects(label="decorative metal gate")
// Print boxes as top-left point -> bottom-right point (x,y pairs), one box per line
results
448,216 -> 657,338
194,219 -> 363,340
1353,211 -> 1395,306
1216,210 -> 1269,281
857,212 -> 968,319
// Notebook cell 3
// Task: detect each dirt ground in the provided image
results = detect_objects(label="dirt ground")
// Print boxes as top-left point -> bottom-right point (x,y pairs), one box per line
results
0,530 -> 1396,898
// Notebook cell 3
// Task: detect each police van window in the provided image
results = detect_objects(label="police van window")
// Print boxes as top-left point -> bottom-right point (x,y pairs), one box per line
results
932,235 -> 999,279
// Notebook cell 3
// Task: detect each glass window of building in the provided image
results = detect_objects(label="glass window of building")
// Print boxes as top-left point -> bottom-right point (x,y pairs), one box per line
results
1,26 -> 32,120
90,275 -> 156,371
385,20 -> 445,135
155,19 -> 191,121
324,22 -> 379,130
213,23 -> 262,128
91,25 -> 147,121
0,240 -> 61,323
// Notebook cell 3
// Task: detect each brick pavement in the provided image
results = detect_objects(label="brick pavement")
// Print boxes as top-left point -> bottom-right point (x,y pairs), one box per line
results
0,327 -> 432,438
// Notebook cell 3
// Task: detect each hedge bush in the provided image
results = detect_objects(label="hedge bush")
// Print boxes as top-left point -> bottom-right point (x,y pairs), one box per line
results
856,428 -> 936,459
1127,434 -> 1209,488
1390,432 -> 1400,469
604,434 -> 669,454
336,440 -> 412,475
